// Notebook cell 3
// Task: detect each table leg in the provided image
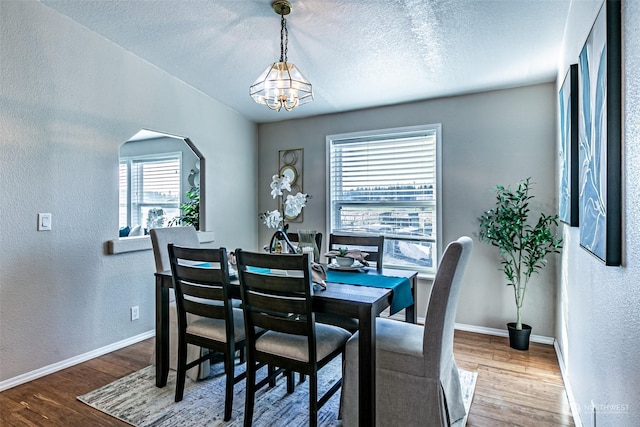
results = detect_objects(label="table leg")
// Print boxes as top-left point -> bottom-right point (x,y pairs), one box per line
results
155,275 -> 169,387
405,275 -> 417,324
358,304 -> 377,427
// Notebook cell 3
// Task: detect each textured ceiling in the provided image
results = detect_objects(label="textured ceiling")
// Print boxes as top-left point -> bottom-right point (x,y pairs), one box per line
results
40,0 -> 572,123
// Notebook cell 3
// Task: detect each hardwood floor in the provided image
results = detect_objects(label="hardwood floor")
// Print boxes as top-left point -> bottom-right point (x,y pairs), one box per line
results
454,330 -> 574,427
0,341 -> 153,426
0,331 -> 574,426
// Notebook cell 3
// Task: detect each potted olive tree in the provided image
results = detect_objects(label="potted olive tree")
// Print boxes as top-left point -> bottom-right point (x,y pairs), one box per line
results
478,177 -> 562,350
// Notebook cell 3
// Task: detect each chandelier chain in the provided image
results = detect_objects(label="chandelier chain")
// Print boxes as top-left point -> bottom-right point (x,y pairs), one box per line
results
280,12 -> 288,63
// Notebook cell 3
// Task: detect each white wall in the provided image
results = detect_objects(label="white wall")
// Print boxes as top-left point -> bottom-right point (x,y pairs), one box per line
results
0,0 -> 257,383
556,0 -> 640,425
258,83 -> 559,336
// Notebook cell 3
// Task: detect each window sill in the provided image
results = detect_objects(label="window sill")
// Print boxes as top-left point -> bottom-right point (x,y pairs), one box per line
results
107,231 -> 215,254
384,264 -> 435,281
417,272 -> 435,281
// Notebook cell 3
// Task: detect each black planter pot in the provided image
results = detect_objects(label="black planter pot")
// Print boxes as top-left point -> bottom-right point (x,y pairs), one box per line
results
507,322 -> 532,351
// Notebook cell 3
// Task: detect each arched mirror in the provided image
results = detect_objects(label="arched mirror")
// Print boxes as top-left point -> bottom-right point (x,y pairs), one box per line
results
118,130 -> 203,237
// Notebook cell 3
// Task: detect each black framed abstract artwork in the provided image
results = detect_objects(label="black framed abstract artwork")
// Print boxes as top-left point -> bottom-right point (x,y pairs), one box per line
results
559,64 -> 579,227
578,0 -> 622,266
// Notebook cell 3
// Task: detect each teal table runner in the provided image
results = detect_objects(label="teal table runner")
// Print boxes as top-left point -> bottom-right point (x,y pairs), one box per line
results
244,267 -> 413,315
325,270 -> 413,315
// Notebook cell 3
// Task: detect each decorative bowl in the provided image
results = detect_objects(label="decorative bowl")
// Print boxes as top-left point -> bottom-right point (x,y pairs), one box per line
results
335,256 -> 354,267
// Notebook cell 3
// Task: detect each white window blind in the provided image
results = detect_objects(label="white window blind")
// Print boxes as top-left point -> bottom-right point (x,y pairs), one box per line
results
328,125 -> 440,273
119,161 -> 128,228
119,153 -> 181,231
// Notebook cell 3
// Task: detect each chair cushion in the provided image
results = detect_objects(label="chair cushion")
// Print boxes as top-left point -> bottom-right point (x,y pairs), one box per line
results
256,323 -> 351,362
187,308 -> 245,343
347,317 -> 425,377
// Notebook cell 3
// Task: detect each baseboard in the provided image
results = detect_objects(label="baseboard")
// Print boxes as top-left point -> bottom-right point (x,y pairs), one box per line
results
554,341 -> 583,427
0,330 -> 155,392
387,318 -> 555,345
454,322 -> 555,345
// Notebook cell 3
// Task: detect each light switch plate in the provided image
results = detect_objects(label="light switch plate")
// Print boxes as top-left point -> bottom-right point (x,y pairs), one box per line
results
38,213 -> 52,231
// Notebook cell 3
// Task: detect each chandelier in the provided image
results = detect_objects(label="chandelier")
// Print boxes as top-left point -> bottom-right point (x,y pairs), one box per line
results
250,0 -> 313,112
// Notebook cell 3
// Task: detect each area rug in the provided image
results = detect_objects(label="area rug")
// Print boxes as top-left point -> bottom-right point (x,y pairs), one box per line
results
78,359 -> 477,426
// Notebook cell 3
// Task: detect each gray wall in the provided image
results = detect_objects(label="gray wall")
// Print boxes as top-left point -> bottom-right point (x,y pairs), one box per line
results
556,1 -> 640,425
0,1 -> 258,383
258,83 -> 559,337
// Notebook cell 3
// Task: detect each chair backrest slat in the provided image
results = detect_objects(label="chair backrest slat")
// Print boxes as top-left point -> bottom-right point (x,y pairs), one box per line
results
174,263 -> 226,285
177,280 -> 225,301
238,250 -> 302,270
182,298 -> 226,319
243,271 -> 307,295
244,291 -> 307,315
249,310 -> 309,336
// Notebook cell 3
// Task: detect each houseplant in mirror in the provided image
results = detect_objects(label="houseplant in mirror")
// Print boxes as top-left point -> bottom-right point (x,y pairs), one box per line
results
169,186 -> 200,230
477,177 -> 562,350
259,174 -> 308,253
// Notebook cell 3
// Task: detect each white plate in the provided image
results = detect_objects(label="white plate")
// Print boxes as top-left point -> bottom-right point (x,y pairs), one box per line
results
327,261 -> 364,271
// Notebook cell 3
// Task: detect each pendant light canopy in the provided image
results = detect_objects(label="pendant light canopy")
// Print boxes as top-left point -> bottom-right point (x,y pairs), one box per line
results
250,1 -> 313,112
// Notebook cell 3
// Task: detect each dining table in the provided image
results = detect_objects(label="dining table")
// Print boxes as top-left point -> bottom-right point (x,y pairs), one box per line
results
154,265 -> 417,427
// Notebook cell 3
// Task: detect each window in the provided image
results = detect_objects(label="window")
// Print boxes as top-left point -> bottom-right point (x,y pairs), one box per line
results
119,153 -> 182,232
327,125 -> 441,274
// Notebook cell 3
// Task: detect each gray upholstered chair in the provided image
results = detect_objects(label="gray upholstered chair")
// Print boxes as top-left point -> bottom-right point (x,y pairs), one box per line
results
341,236 -> 473,426
287,231 -> 323,258
168,244 -> 245,421
150,226 -> 210,380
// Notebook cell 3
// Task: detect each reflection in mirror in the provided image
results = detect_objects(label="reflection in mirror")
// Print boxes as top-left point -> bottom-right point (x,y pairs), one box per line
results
118,130 -> 202,237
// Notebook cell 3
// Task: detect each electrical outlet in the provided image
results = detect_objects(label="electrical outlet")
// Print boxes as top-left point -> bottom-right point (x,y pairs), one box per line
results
131,306 -> 139,321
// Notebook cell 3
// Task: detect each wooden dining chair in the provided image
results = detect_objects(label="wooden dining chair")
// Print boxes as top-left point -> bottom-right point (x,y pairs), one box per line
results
150,226 -> 210,380
168,244 -> 247,421
317,233 -> 386,332
328,233 -> 385,272
235,249 -> 351,427
341,236 -> 473,426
